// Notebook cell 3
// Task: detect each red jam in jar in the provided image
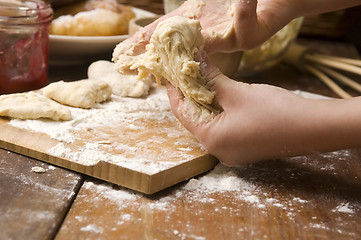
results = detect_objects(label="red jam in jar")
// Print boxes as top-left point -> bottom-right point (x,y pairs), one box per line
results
0,0 -> 53,94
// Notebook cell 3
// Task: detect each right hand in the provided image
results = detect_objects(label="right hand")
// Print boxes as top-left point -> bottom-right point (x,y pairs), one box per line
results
115,0 -> 361,57
166,53 -> 361,166
114,0 -> 297,58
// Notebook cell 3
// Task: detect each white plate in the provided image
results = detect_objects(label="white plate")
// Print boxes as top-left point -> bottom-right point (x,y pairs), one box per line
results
49,7 -> 157,65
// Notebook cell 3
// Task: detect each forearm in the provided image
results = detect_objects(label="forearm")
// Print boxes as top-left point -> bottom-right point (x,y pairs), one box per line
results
280,96 -> 361,158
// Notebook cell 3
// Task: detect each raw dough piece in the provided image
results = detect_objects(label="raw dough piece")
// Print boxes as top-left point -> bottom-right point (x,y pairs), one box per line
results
51,0 -> 135,36
88,60 -> 152,98
0,91 -> 71,121
51,9 -> 130,36
113,16 -> 216,119
43,80 -> 112,109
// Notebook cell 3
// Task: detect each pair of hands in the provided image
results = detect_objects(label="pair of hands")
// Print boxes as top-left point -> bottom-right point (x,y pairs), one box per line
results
119,0 -> 361,165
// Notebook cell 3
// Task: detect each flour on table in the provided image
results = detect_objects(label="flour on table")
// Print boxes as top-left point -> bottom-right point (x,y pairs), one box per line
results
31,166 -> 46,173
80,224 -> 104,234
332,202 -> 354,214
9,88 -> 202,174
10,88 -> 170,143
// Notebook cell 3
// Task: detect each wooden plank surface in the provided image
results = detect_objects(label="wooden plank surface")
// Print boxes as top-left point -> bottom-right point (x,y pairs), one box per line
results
0,88 -> 218,194
1,38 -> 360,239
0,148 -> 83,240
55,39 -> 361,239
55,149 -> 361,240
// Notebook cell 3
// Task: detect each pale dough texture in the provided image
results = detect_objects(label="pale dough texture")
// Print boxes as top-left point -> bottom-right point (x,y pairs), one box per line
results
0,92 -> 71,121
51,9 -> 129,36
113,16 -> 216,118
88,60 -> 152,98
43,80 -> 112,109
50,0 -> 135,36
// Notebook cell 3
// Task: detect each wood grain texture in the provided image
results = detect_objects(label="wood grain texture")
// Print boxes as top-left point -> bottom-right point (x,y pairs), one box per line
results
55,149 -> 361,240
0,94 -> 218,194
54,39 -> 361,240
2,38 -> 360,240
0,148 -> 83,240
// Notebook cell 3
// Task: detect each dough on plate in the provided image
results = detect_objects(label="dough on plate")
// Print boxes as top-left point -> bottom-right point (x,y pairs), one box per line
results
43,80 -> 112,109
51,0 -> 135,36
88,60 -> 152,98
0,92 -> 71,121
113,16 -> 217,120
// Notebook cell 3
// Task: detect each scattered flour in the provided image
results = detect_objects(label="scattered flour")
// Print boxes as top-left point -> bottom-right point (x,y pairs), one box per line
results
75,156 -> 359,239
83,181 -> 138,203
183,164 -> 256,192
332,202 -> 355,214
9,88 -> 171,144
31,166 -> 46,173
9,88 -> 202,174
80,224 -> 104,234
47,165 -> 56,170
47,142 -> 185,174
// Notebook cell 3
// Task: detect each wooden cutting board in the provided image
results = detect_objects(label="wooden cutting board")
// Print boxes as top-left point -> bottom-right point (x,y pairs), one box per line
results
0,88 -> 218,194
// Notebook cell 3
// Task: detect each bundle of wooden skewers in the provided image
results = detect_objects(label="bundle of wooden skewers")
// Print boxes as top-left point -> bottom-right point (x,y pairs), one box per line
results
282,43 -> 361,98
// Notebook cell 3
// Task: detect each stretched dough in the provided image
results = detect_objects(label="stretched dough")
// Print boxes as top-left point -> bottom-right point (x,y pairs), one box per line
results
88,60 -> 152,98
0,92 -> 71,121
113,16 -> 216,119
43,80 -> 112,109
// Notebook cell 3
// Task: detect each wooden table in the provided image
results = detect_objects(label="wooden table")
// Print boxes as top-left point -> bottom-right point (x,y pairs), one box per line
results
1,39 -> 361,240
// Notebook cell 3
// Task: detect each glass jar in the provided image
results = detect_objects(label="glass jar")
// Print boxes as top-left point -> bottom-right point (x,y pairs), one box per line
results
0,0 -> 53,94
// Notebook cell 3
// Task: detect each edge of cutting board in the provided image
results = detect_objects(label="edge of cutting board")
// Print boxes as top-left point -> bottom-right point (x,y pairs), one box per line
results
0,119 -> 218,194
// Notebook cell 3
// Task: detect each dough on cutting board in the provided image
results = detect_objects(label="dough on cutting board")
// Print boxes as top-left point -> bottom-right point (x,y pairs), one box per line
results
88,60 -> 152,97
42,79 -> 112,109
113,16 -> 217,120
0,91 -> 71,121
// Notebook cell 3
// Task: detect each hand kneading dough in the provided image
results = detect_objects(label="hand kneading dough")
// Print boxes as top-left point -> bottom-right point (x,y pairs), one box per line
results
113,16 -> 216,118
87,60 -> 152,97
0,92 -> 71,121
43,80 -> 112,109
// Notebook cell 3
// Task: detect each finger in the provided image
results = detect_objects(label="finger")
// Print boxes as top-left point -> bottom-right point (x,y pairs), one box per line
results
166,80 -> 184,117
234,0 -> 297,49
166,81 -> 209,137
166,81 -> 192,129
233,0 -> 263,49
197,51 -> 238,108
196,51 -> 223,87
116,6 -> 188,56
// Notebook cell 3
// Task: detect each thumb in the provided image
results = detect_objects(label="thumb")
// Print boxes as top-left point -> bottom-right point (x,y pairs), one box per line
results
166,81 -> 206,135
166,53 -> 230,135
